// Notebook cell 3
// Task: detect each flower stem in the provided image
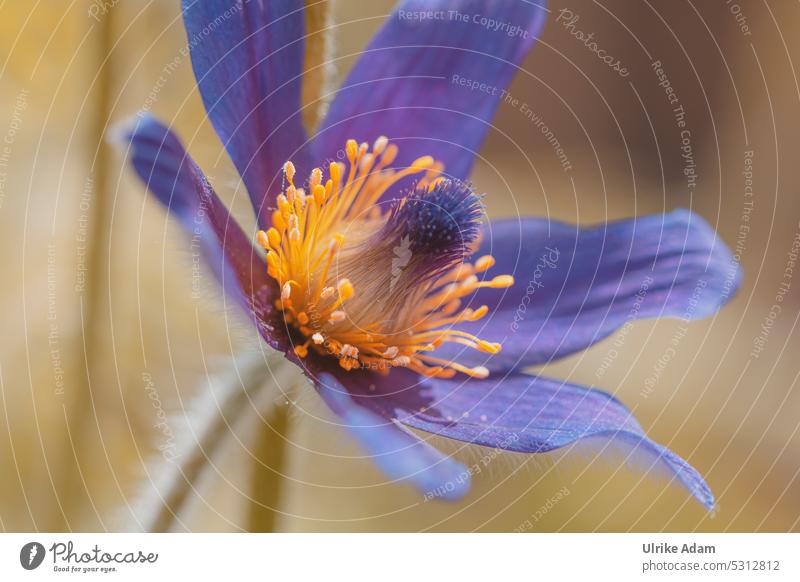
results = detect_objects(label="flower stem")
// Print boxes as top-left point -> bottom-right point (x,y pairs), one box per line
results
135,351 -> 291,532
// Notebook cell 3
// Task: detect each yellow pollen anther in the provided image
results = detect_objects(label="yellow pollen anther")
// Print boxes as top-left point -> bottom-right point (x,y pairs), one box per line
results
309,167 -> 322,188
283,161 -> 295,185
277,194 -> 290,213
329,161 -> 341,182
461,337 -> 502,353
312,333 -> 324,344
257,230 -> 270,249
267,227 -> 281,249
345,139 -> 358,161
373,135 -> 388,155
410,155 -> 434,171
359,153 -> 374,170
341,344 -> 359,358
489,275 -> 515,288
381,144 -> 398,166
469,305 -> 489,320
474,255 -> 496,272
337,278 -> 354,300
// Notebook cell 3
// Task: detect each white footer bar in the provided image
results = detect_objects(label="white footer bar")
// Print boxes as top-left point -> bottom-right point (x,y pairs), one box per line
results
1,533 -> 797,581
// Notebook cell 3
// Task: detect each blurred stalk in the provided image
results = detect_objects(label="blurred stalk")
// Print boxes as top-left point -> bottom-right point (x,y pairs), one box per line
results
247,389 -> 290,532
143,353 -> 275,532
55,2 -> 115,530
302,0 -> 335,131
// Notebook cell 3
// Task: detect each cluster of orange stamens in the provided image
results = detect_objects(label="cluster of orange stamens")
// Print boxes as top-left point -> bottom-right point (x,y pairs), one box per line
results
256,137 -> 514,379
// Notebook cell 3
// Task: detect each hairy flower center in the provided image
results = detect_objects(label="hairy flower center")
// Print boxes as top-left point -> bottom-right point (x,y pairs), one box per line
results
257,138 -> 513,379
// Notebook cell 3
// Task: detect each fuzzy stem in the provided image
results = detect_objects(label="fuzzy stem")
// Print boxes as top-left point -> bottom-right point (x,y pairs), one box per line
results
133,352 -> 291,532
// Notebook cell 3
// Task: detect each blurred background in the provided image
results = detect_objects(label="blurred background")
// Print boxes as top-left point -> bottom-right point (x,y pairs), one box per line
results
1,0 -> 799,532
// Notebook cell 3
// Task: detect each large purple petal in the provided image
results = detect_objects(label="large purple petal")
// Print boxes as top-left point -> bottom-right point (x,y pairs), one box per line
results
434,209 -> 741,372
182,0 -> 310,226
315,0 -> 547,181
122,115 -> 287,349
316,372 -> 470,500
340,368 -> 714,508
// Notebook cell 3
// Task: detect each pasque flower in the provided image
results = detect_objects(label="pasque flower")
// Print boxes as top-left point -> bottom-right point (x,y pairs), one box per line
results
123,0 -> 740,508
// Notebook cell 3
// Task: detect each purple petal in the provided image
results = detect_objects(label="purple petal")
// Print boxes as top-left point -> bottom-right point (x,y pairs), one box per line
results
122,115 -> 287,349
340,368 -> 714,508
182,0 -> 310,226
315,0 -> 547,181
435,209 -> 741,372
316,372 -> 470,500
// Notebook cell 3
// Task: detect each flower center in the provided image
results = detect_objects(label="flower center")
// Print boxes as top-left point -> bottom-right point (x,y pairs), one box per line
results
257,138 -> 513,379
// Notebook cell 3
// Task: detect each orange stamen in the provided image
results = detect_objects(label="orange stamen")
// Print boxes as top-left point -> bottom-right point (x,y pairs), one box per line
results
259,138 -> 511,378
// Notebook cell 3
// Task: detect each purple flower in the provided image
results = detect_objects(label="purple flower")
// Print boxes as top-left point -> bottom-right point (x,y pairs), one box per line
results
122,0 -> 740,508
